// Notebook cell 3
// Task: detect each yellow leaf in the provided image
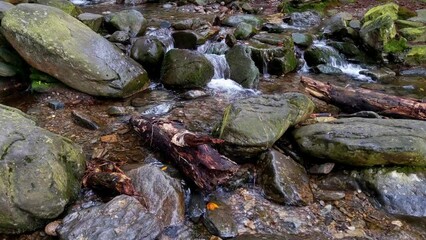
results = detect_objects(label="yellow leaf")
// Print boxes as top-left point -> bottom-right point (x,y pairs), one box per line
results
161,166 -> 168,171
207,202 -> 219,211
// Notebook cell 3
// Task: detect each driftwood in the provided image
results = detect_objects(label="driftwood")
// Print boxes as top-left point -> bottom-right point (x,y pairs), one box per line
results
131,116 -> 239,191
301,76 -> 426,120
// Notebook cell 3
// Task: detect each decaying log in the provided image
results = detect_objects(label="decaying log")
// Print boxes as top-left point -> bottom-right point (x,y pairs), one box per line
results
301,76 -> 426,120
131,116 -> 239,191
83,158 -> 137,196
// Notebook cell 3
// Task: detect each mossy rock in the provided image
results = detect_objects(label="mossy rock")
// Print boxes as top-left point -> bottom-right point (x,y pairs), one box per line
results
77,13 -> 103,32
360,14 -> 397,51
0,1 -> 14,20
0,104 -> 85,234
383,38 -> 409,54
399,26 -> 426,42
293,117 -> 426,167
130,36 -> 165,79
106,9 -> 147,37
362,2 -> 399,23
291,32 -> 313,48
234,22 -> 256,40
304,45 -> 344,67
2,4 -> 149,97
395,19 -> 424,28
35,0 -> 82,17
406,45 -> 426,65
160,49 -> 214,89
226,44 -> 259,88
222,14 -> 264,29
398,6 -> 417,20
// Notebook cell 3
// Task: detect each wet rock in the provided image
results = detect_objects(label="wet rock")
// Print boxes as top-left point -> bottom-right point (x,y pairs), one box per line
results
172,18 -> 210,31
328,41 -> 362,58
283,11 -> 321,27
160,49 -> 214,89
188,190 -> 205,222
0,1 -> 13,20
405,45 -> 426,65
360,14 -> 396,51
225,33 -> 237,47
105,10 -> 147,37
138,102 -> 175,116
34,0 -> 82,17
395,19 -> 424,29
108,30 -> 130,43
359,67 -> 396,80
127,164 -> 185,226
400,67 -> 426,77
353,167 -> 426,217
408,9 -> 426,24
181,89 -> 208,100
198,41 -> 229,55
222,14 -> 263,29
291,33 -> 313,48
59,195 -> 163,240
362,2 -> 399,23
304,45 -> 344,67
258,150 -> 313,206
130,36 -> 165,78
156,225 -> 194,240
234,22 -> 255,40
215,93 -> 314,159
293,117 -> 426,167
107,106 -> 133,116
202,199 -> 238,238
261,23 -> 285,33
47,99 -> 64,110
172,31 -> 198,50
225,44 -> 259,88
71,110 -> 100,130
323,12 -> 349,37
0,104 -> 85,234
314,64 -> 342,75
348,19 -> 361,29
308,163 -> 335,174
77,13 -> 103,32
317,173 -> 360,191
0,61 -> 16,76
234,233 -> 329,240
2,4 -> 149,97
314,190 -> 345,201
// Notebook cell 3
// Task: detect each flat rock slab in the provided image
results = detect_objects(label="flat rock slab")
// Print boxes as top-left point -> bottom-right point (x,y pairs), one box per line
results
1,4 -> 149,97
293,117 -> 426,167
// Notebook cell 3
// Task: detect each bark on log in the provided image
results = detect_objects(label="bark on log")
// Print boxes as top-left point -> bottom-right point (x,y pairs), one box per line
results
301,76 -> 426,120
131,116 -> 239,191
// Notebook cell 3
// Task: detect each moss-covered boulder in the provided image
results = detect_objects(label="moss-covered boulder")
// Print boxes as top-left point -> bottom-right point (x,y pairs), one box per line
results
405,45 -> 426,65
226,44 -> 259,88
304,45 -> 344,67
399,26 -> 426,43
35,0 -> 82,17
160,49 -> 214,89
105,9 -> 147,37
258,150 -> 313,206
2,4 -> 149,97
222,14 -> 264,29
0,104 -> 85,234
291,32 -> 313,48
214,93 -> 314,160
360,14 -> 396,51
383,37 -> 409,54
293,117 -> 426,167
0,1 -> 13,20
408,9 -> 426,24
234,22 -> 256,40
362,2 -> 399,23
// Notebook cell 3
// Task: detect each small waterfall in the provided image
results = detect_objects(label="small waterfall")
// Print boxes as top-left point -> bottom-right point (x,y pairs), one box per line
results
146,28 -> 174,52
204,54 -> 230,79
259,50 -> 271,79
207,79 -> 259,96
311,40 -> 372,81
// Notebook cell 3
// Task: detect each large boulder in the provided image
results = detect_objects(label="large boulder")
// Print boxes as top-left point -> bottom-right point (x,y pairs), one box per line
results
225,45 -> 259,88
258,150 -> 313,206
160,49 -> 214,89
405,45 -> 426,65
304,45 -> 344,67
130,36 -> 165,79
293,117 -> 426,167
214,93 -> 314,160
1,4 -> 149,97
34,0 -> 82,17
59,164 -> 185,240
0,104 -> 85,234
222,14 -> 264,29
362,2 -> 399,23
0,1 -> 13,20
353,167 -> 426,218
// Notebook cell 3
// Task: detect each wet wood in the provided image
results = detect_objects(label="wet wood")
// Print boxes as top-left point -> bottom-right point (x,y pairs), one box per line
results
301,76 -> 426,120
131,116 -> 239,191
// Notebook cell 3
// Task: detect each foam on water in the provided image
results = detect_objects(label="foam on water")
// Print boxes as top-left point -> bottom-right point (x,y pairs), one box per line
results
207,78 -> 259,96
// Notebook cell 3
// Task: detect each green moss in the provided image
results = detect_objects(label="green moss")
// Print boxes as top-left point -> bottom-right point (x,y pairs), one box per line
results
383,37 -> 408,53
399,26 -> 426,42
363,2 -> 399,22
279,0 -> 340,14
398,6 -> 417,20
406,45 -> 426,65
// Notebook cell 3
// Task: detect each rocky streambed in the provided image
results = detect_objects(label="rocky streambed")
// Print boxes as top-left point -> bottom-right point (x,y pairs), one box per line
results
0,0 -> 426,239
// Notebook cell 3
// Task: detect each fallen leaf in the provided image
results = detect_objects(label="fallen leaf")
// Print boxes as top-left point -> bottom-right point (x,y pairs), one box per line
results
101,134 -> 118,143
207,202 -> 219,211
161,166 -> 168,171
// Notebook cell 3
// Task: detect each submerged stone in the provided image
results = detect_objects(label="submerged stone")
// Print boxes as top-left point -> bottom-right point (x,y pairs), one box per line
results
0,104 -> 85,234
293,117 -> 426,167
258,150 -> 313,206
1,4 -> 149,97
202,199 -> 238,238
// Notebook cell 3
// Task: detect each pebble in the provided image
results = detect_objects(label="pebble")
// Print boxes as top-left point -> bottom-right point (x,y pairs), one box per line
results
315,190 -> 346,201
309,163 -> 335,174
71,110 -> 100,130
47,99 -> 64,110
45,220 -> 62,236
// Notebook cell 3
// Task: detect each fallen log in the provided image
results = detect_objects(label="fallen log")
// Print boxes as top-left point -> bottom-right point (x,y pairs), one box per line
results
131,116 -> 239,191
301,76 -> 426,120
